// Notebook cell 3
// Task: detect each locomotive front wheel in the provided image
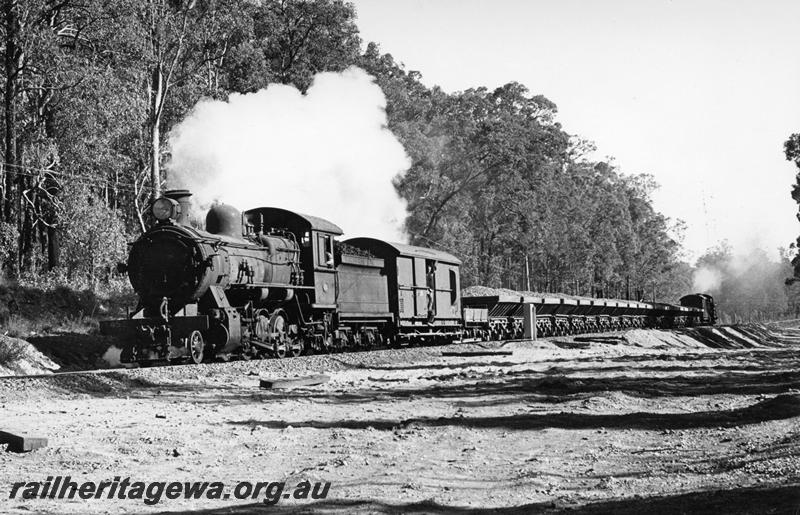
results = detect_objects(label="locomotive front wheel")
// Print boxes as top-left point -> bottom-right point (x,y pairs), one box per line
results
188,330 -> 205,364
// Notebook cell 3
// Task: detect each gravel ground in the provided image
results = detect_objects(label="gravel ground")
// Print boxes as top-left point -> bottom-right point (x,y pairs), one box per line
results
1,325 -> 799,514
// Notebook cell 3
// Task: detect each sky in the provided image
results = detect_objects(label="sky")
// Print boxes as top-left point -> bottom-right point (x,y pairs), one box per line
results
350,0 -> 800,262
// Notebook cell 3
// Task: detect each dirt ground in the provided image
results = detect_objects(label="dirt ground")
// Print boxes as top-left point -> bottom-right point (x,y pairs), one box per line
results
1,325 -> 800,514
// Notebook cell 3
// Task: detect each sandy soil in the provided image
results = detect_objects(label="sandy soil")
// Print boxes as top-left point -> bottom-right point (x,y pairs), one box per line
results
1,325 -> 800,514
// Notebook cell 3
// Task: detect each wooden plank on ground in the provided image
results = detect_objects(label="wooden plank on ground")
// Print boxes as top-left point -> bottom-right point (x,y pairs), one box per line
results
259,374 -> 330,389
0,430 -> 48,452
441,350 -> 513,357
574,336 -> 623,342
551,340 -> 591,349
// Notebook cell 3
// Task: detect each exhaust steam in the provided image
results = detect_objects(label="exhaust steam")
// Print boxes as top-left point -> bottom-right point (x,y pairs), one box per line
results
166,67 -> 410,241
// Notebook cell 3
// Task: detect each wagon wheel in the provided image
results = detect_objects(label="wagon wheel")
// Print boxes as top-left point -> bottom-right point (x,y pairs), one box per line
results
187,330 -> 205,364
269,311 -> 289,359
363,330 -> 375,350
289,335 -> 304,357
350,331 -> 361,350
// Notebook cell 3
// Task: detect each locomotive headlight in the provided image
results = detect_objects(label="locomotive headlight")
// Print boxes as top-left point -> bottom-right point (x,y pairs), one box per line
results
152,198 -> 179,221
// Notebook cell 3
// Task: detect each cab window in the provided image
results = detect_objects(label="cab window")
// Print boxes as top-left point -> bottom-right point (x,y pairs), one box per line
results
316,233 -> 334,267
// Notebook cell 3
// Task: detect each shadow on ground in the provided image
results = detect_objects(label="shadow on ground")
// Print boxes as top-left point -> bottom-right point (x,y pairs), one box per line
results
150,482 -> 800,514
27,333 -> 117,370
228,394 -> 800,432
6,347 -> 800,409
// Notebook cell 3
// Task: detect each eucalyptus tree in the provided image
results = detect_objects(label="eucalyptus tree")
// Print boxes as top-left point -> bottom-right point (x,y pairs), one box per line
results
784,132 -> 800,277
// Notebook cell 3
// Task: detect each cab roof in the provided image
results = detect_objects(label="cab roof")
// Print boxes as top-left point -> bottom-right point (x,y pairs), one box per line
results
245,207 -> 343,235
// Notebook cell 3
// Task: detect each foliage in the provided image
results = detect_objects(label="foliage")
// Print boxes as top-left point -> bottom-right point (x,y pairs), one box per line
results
0,0 -> 693,304
0,271 -> 135,337
0,222 -> 19,274
58,185 -> 129,286
784,133 -> 800,277
252,0 -> 362,91
361,45 -> 690,300
0,337 -> 26,365
0,0 -> 363,277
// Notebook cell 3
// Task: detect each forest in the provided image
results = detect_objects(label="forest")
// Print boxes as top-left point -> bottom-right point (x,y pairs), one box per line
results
0,0 -> 795,319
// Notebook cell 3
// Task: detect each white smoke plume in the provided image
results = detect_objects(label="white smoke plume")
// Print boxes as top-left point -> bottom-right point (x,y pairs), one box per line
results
692,265 -> 723,292
166,67 -> 410,241
691,244 -> 793,321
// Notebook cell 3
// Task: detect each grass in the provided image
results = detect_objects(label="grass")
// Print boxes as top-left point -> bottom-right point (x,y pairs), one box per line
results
0,336 -> 25,365
0,270 -> 136,339
1,313 -> 99,338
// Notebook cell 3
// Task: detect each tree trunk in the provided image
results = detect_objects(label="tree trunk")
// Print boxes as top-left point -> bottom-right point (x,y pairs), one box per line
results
19,182 -> 31,270
3,0 -> 18,224
47,224 -> 58,270
525,254 -> 531,292
149,64 -> 163,199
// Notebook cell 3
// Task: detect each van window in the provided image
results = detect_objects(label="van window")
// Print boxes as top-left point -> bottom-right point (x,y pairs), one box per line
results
425,260 -> 436,289
449,269 -> 458,304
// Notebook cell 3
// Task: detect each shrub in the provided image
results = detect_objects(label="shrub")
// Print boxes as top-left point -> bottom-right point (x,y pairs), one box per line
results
58,185 -> 129,286
0,337 -> 26,365
0,221 -> 18,276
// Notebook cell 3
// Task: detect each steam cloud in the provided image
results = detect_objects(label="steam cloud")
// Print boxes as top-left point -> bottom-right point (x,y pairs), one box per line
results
692,266 -> 722,292
166,67 -> 410,241
691,244 -> 791,321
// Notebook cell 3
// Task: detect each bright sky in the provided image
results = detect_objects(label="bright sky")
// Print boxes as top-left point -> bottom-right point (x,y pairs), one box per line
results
351,0 -> 800,261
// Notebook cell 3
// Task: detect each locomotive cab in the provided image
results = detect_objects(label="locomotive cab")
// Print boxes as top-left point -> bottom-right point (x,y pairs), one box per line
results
244,207 -> 343,309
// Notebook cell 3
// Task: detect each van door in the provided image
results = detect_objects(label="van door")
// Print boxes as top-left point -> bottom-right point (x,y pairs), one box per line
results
414,258 -> 428,317
397,257 -> 415,318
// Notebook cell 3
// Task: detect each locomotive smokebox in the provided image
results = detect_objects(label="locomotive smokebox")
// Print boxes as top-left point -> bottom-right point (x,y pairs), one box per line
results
164,189 -> 192,226
206,203 -> 244,238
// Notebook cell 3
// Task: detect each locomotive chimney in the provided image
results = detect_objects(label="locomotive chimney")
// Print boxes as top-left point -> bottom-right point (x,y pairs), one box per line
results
164,189 -> 192,225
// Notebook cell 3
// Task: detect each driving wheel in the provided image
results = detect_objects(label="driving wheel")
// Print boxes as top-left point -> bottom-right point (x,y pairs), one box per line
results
270,311 -> 288,359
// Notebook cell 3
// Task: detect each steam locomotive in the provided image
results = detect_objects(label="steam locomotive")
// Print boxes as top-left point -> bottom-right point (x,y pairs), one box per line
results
100,190 -> 716,364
